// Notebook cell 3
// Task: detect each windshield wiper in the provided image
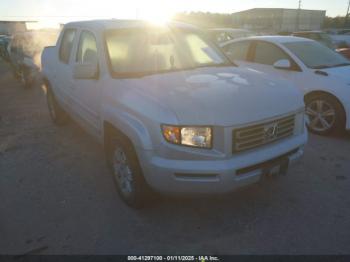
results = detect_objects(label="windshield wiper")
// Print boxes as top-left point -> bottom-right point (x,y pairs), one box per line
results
313,65 -> 332,69
332,63 -> 350,68
313,63 -> 350,69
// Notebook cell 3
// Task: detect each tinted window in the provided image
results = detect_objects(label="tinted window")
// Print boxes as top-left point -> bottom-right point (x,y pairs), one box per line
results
254,41 -> 289,65
59,29 -> 76,64
76,31 -> 98,64
224,41 -> 250,61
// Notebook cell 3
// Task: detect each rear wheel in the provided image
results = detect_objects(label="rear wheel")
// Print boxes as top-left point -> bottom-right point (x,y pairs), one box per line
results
107,133 -> 152,208
305,94 -> 345,135
46,86 -> 68,125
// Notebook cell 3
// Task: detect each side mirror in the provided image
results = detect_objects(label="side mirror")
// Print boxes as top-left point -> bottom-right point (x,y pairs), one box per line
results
273,59 -> 291,70
73,63 -> 98,79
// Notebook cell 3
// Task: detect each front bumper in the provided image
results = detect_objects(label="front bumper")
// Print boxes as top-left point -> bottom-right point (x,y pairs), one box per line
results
138,132 -> 307,194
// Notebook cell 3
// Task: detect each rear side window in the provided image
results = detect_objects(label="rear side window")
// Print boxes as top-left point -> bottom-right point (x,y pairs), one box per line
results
254,41 -> 289,65
59,29 -> 76,64
224,41 -> 250,61
76,31 -> 98,64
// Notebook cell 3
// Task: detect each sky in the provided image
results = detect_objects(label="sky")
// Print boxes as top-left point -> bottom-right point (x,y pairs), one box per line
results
0,0 -> 349,27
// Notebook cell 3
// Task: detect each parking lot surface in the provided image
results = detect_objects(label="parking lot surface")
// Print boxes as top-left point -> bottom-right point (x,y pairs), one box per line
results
0,60 -> 350,255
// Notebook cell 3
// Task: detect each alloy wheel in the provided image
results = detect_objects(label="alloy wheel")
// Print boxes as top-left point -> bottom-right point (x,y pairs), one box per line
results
306,99 -> 336,132
113,146 -> 134,197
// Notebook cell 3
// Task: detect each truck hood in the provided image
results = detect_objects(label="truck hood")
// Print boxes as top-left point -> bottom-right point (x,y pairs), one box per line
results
125,67 -> 303,126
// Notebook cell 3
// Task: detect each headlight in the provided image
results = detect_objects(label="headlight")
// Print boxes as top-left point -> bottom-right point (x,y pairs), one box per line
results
162,125 -> 212,148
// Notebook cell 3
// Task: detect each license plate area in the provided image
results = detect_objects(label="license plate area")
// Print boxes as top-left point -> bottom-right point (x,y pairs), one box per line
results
263,159 -> 289,177
235,149 -> 296,177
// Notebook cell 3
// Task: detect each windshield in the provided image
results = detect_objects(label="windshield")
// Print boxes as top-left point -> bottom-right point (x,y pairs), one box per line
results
284,41 -> 350,69
105,27 -> 230,77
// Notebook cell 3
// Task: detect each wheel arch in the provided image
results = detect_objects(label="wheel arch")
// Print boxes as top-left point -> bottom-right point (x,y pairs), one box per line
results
103,117 -> 153,153
103,121 -> 149,180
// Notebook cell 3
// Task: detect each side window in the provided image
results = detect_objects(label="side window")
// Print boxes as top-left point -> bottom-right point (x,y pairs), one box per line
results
224,41 -> 250,61
254,41 -> 289,65
76,31 -> 98,64
59,29 -> 76,64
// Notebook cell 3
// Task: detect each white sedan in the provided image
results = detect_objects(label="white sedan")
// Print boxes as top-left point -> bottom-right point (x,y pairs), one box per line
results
221,36 -> 350,135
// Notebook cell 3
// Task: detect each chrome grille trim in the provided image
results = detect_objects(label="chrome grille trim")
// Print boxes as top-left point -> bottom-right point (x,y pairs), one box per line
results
233,115 -> 295,153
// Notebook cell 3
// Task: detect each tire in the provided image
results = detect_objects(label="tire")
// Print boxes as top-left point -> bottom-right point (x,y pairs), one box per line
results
305,93 -> 345,135
46,86 -> 68,125
107,133 -> 152,208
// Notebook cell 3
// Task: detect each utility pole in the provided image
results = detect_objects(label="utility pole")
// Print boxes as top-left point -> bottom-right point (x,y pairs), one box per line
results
296,0 -> 302,31
345,0 -> 350,27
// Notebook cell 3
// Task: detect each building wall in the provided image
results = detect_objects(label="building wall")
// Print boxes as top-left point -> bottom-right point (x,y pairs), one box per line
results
232,9 -> 326,33
281,9 -> 326,32
232,9 -> 283,33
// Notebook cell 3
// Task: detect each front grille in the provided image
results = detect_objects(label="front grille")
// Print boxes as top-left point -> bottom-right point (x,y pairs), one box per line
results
233,114 -> 295,153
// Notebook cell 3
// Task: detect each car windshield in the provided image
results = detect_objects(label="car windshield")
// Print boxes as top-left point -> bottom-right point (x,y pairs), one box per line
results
284,41 -> 350,69
105,27 -> 231,77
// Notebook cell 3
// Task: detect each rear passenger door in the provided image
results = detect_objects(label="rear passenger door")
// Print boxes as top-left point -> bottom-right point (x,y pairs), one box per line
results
71,30 -> 101,138
54,28 -> 77,111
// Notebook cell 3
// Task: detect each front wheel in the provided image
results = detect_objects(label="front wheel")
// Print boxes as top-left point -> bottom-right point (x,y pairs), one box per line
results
107,134 -> 152,208
305,94 -> 345,135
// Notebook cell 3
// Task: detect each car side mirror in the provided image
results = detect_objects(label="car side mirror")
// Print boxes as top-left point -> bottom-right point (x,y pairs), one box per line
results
273,59 -> 291,70
73,63 -> 98,79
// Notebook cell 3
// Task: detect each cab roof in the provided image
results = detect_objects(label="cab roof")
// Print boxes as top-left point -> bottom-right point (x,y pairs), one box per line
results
64,19 -> 197,31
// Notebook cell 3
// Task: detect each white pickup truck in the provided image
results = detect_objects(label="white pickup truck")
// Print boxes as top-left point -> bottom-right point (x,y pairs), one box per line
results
41,20 -> 307,208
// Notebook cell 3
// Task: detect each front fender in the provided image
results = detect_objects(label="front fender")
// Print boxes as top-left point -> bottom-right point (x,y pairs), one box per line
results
102,105 -> 153,150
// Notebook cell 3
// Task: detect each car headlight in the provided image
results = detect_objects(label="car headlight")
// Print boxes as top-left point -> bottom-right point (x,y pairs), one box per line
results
162,125 -> 212,148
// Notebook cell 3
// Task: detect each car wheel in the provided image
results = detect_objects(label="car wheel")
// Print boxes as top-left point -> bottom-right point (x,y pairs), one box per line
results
108,134 -> 152,208
46,87 -> 68,125
305,94 -> 345,135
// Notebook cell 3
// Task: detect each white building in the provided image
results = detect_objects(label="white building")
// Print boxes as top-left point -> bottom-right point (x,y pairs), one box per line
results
232,8 -> 326,33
